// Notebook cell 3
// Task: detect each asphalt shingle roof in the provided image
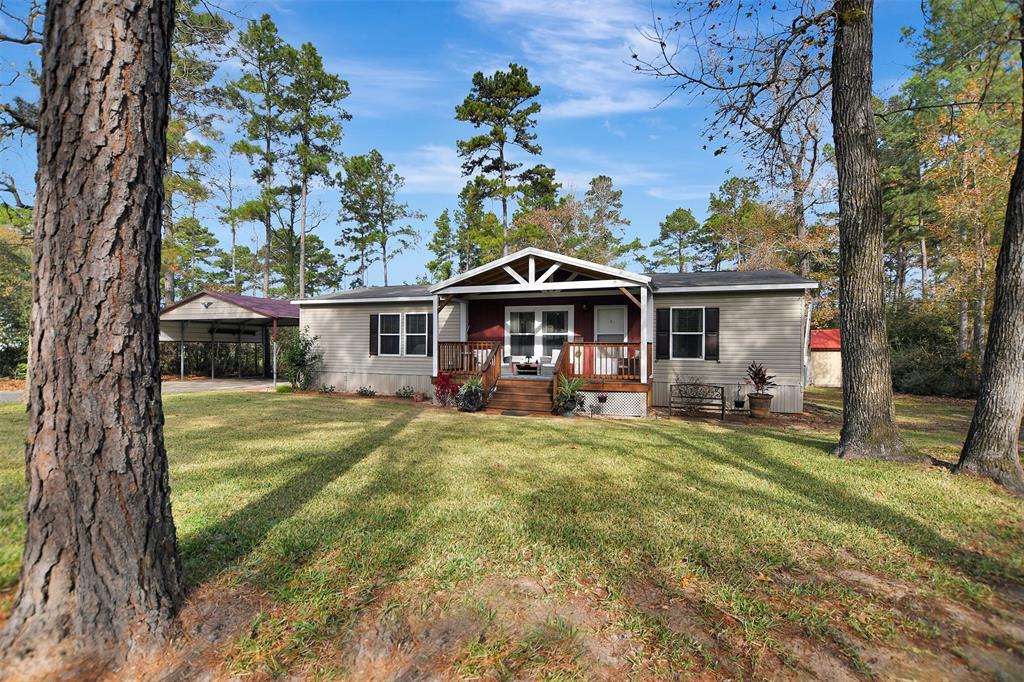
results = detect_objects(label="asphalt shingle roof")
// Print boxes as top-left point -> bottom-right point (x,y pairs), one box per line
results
647,269 -> 816,289
300,284 -> 431,301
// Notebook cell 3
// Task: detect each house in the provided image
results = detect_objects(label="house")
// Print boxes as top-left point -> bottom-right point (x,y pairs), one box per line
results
295,248 -> 818,415
809,328 -> 842,388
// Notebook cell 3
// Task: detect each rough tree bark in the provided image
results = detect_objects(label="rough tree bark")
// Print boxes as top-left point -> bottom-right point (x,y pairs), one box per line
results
956,13 -> 1024,495
0,0 -> 184,676
831,0 -> 906,460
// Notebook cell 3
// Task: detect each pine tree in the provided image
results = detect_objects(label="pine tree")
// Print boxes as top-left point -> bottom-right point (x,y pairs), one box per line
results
427,209 -> 457,282
338,150 -> 422,286
227,15 -> 296,296
286,42 -> 349,298
455,63 -> 542,256
649,208 -> 702,273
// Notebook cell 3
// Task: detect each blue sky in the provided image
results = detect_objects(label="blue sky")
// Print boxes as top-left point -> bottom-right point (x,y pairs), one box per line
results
0,0 -> 926,288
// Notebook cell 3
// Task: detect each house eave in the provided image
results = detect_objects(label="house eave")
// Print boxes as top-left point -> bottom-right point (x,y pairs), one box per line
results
293,296 -> 434,305
653,283 -> 818,294
429,247 -> 650,293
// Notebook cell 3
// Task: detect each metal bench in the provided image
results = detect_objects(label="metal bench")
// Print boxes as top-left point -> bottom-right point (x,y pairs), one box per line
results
669,383 -> 725,421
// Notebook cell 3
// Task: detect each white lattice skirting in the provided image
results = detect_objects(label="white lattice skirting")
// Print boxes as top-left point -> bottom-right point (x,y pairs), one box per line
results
576,390 -> 647,417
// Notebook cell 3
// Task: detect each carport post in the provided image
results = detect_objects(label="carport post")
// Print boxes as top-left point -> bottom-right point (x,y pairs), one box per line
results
179,321 -> 186,381
237,324 -> 242,379
271,319 -> 278,389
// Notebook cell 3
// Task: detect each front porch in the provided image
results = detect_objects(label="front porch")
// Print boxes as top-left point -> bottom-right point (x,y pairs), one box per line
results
429,249 -> 654,415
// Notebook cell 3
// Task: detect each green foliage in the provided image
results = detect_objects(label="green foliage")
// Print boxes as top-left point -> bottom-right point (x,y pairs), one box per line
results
13,363 -> 27,381
553,374 -> 585,414
456,376 -> 485,412
456,63 -> 543,250
425,209 -> 456,282
395,385 -> 416,399
356,385 -> 376,397
280,327 -> 323,390
888,306 -> 974,398
646,208 -> 703,273
337,150 -> 422,286
0,208 -> 31,376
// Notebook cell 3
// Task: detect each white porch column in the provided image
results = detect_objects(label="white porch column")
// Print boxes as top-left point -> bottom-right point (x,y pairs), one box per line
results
639,286 -> 648,384
432,294 -> 439,377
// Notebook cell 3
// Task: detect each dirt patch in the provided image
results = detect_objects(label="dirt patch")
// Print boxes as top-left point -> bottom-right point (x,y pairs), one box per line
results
0,379 -> 24,391
115,585 -> 266,682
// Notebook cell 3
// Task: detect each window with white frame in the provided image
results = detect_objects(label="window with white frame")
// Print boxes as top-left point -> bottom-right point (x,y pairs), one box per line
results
405,313 -> 428,356
670,307 -> 704,359
379,313 -> 401,355
541,310 -> 569,356
509,311 -> 535,357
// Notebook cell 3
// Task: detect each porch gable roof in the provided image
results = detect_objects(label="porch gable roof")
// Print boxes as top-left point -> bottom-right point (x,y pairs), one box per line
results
429,247 -> 651,295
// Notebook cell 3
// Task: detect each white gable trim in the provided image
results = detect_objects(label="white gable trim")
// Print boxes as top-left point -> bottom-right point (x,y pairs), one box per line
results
429,247 -> 650,293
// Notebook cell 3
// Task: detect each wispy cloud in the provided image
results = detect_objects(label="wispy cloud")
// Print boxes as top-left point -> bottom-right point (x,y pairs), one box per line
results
326,59 -> 447,117
459,0 -> 674,119
392,144 -> 465,195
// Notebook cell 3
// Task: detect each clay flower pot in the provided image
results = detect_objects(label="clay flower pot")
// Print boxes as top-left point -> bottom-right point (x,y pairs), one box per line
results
748,393 -> 773,418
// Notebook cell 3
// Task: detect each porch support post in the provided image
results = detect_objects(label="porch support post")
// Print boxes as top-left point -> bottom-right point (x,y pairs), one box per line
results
237,324 -> 243,379
179,320 -> 186,381
639,286 -> 648,384
432,294 -> 439,377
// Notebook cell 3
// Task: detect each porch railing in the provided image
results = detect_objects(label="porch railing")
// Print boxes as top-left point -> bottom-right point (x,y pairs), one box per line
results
438,341 -> 502,375
552,341 -> 653,400
437,341 -> 502,405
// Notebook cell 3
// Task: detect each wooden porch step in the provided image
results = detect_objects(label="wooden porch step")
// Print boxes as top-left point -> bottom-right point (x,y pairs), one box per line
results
487,396 -> 552,411
494,383 -> 552,397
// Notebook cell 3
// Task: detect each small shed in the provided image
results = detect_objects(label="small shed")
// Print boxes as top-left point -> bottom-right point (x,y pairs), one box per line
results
809,328 -> 841,387
159,290 -> 299,383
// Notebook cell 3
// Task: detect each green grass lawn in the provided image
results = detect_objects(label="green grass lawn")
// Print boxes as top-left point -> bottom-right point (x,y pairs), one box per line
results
1,388 -> 1022,679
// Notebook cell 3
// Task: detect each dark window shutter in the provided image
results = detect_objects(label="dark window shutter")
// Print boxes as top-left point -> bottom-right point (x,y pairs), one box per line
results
705,308 -> 720,361
427,313 -> 434,357
655,309 -> 670,360
369,314 -> 379,356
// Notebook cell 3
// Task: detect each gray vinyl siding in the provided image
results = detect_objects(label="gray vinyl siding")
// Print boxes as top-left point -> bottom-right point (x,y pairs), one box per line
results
300,301 -> 460,394
649,291 -> 806,413
161,295 -> 266,321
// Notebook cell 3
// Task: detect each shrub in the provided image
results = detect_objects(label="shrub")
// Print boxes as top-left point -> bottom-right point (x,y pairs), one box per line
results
553,373 -> 585,414
318,384 -> 336,395
887,306 -> 974,398
280,327 -> 323,390
14,362 -> 27,380
457,376 -> 485,412
275,384 -> 294,393
434,372 -> 459,406
395,385 -> 416,399
356,385 -> 376,397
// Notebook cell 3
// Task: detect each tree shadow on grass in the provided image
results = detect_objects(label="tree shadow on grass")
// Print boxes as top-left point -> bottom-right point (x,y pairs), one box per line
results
178,409 -> 418,586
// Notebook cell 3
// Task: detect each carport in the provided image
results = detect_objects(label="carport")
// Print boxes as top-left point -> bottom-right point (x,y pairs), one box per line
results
159,290 -> 299,386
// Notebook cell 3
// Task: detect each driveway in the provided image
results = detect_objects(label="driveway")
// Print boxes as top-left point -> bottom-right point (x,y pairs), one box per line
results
0,378 -> 274,404
162,378 -> 274,394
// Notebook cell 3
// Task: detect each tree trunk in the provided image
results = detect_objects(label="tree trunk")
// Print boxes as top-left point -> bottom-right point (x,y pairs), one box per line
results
500,148 -> 509,257
957,15 -> 1024,495
381,239 -> 389,286
0,0 -> 184,676
793,184 -> 809,277
920,235 -> 928,301
894,240 -> 906,307
162,191 -> 174,302
831,0 -> 905,460
299,175 -> 307,298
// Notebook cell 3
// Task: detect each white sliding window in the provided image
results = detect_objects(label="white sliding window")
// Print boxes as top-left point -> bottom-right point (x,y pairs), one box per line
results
379,313 -> 401,356
405,313 -> 428,356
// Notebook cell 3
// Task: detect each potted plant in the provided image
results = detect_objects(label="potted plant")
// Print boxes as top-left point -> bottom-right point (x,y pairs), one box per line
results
597,392 -> 609,404
733,383 -> 745,409
745,362 -> 777,418
457,376 -> 485,412
553,374 -> 586,416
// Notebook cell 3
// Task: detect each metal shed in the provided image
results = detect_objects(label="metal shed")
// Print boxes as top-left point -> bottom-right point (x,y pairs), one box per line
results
159,290 -> 299,385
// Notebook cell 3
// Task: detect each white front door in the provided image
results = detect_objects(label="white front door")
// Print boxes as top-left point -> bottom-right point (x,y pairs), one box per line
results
595,306 -> 626,342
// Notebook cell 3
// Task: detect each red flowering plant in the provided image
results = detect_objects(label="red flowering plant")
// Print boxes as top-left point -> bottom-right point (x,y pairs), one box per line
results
434,371 -> 459,406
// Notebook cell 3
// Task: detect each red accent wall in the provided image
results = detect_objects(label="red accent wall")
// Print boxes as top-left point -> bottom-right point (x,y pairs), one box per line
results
467,295 -> 640,343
